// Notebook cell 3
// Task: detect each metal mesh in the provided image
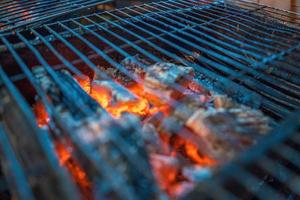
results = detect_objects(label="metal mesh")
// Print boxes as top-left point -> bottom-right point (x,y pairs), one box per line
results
184,110 -> 300,200
0,0 -> 299,120
0,0 -> 299,199
0,0 -> 113,33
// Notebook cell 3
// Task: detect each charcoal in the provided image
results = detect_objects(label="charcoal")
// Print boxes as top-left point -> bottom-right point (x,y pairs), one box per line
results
33,67 -> 105,119
142,123 -> 165,154
92,80 -> 139,106
91,80 -> 149,117
33,67 -> 162,199
185,106 -> 270,161
120,54 -> 151,77
145,63 -> 194,89
0,88 -> 81,200
150,154 -> 180,193
212,94 -> 238,109
157,95 -> 207,136
96,55 -> 150,86
144,63 -> 194,100
76,114 -> 163,200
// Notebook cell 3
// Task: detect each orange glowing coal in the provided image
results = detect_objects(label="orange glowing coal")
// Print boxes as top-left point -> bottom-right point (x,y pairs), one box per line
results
127,84 -> 171,116
74,75 -> 91,94
91,83 -> 149,118
150,154 -> 182,197
33,100 -> 49,127
170,135 -> 215,166
75,75 -> 152,118
55,142 -> 93,200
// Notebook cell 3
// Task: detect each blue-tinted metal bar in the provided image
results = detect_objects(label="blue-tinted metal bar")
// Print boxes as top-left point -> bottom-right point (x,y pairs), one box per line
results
111,8 -> 300,108
175,0 -> 293,49
31,24 -> 158,182
3,29 -> 142,200
99,12 -> 291,114
70,18 -> 202,99
143,3 -> 261,62
227,0 -> 300,27
195,0 -> 300,35
16,32 -> 94,117
92,12 -> 261,105
0,65 -> 83,200
53,21 -> 211,173
272,144 -> 300,169
169,1 -> 297,80
64,125 -> 139,200
0,36 -> 56,128
0,0 -> 113,33
232,167 -> 285,200
1,0 -> 100,20
153,3 -> 264,59
0,0 -> 61,14
147,2 -> 300,86
0,123 -> 35,200
259,156 -> 300,196
30,29 -> 83,76
126,4 -> 300,93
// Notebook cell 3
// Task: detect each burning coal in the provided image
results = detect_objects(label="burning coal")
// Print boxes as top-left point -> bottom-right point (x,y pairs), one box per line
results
32,57 -> 271,199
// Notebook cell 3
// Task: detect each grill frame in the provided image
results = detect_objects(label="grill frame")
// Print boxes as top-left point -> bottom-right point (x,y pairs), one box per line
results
0,0 -> 300,199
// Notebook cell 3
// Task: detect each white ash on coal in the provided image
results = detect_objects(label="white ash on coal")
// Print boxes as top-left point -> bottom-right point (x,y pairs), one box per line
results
32,67 -> 164,200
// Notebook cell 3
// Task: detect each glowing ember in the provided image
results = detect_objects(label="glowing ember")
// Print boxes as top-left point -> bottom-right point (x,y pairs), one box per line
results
127,84 -> 170,116
90,81 -> 149,118
74,75 -> 91,93
33,100 -> 49,127
55,142 -> 93,200
150,154 -> 182,197
171,135 -> 215,166
74,76 -> 152,118
73,74 -> 216,198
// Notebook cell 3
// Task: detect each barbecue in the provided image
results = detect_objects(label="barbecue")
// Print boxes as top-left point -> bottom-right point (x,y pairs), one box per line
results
0,0 -> 299,200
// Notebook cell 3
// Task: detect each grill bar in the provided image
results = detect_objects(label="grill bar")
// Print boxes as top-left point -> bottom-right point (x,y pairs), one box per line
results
0,124 -> 34,200
0,0 -> 299,199
185,110 -> 300,200
119,3 -> 300,104
0,0 -> 113,33
0,0 -> 298,119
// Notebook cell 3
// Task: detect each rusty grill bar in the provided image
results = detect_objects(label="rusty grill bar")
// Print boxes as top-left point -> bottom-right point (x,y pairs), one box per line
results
0,0 -> 299,199
0,0 -> 113,33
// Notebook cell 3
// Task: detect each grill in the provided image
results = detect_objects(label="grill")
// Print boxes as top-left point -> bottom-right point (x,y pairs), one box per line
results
0,0 -> 114,33
185,110 -> 300,200
0,0 -> 300,199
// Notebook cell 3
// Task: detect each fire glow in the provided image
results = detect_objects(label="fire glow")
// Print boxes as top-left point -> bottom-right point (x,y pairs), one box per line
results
32,62 -> 269,199
73,74 -> 217,198
55,142 -> 93,200
33,73 -> 217,199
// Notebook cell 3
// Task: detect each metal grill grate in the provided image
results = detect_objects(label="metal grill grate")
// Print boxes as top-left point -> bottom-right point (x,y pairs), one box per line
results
0,0 -> 299,120
0,0 -> 113,33
0,0 -> 299,199
184,110 -> 300,200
